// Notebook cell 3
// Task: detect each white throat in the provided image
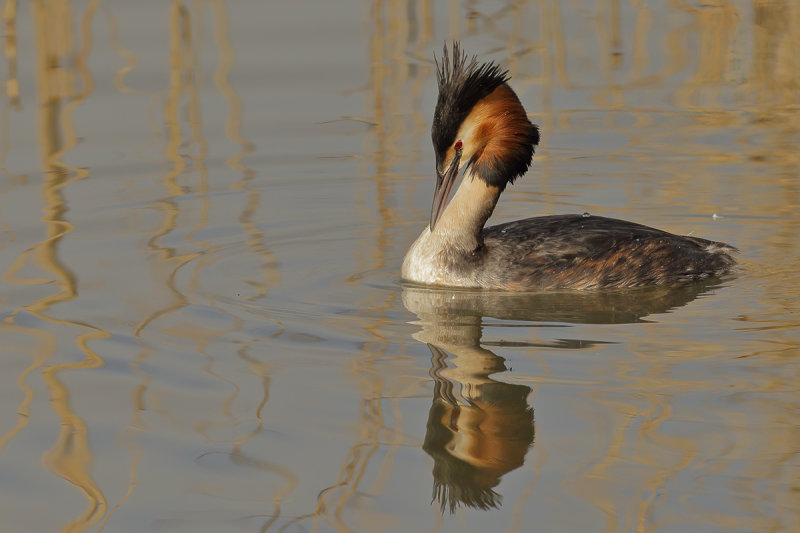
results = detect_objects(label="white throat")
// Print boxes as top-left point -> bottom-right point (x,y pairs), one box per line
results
402,172 -> 500,286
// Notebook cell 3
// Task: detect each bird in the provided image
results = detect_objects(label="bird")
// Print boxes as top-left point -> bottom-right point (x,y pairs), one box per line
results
401,43 -> 736,291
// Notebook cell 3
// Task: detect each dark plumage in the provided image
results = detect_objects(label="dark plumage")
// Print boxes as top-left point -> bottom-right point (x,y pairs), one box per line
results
479,214 -> 737,290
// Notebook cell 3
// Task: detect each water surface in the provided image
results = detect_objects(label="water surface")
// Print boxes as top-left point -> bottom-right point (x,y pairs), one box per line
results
1,1 -> 798,532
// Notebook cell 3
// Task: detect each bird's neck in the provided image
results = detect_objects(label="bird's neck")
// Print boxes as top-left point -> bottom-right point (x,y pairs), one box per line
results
431,172 -> 501,252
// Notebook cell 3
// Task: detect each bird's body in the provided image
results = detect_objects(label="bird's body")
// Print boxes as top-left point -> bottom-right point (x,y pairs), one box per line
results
404,212 -> 735,290
402,44 -> 735,291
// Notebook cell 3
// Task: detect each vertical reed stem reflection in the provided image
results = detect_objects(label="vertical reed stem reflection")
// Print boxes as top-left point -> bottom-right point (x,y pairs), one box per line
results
209,0 -> 280,296
135,0 -> 196,334
100,2 -> 287,529
0,1 -> 110,531
2,0 -> 20,107
281,1 -> 435,531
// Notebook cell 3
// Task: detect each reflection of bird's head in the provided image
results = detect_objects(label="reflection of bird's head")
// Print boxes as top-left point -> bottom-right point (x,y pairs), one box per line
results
423,381 -> 534,513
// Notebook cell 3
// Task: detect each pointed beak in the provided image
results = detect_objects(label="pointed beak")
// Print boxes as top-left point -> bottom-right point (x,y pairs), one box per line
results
429,147 -> 462,231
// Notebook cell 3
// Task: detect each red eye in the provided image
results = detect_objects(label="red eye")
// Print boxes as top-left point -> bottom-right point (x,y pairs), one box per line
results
455,140 -> 462,150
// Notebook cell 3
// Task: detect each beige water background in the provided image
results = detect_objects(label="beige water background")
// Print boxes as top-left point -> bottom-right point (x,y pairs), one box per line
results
0,1 -> 798,532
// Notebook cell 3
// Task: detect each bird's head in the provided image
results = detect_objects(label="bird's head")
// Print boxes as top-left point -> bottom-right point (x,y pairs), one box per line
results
429,43 -> 540,230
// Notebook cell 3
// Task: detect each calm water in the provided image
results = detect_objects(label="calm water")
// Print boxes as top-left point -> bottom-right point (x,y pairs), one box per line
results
1,1 -> 798,532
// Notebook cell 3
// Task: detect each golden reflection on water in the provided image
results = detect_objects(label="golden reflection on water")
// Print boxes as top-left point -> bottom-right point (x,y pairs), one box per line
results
294,2 -> 437,529
0,1 -> 107,531
1,1 -> 285,531
0,0 -> 797,532
3,0 -> 20,108
110,0 -> 286,529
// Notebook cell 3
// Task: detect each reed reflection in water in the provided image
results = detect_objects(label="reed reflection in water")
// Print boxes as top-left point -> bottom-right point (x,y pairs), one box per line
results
0,0 -> 797,532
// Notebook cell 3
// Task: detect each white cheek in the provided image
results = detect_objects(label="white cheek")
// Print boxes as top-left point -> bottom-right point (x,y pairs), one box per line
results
455,126 -> 476,159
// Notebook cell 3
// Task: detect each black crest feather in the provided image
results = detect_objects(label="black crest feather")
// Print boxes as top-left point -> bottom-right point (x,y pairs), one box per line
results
432,43 -> 509,167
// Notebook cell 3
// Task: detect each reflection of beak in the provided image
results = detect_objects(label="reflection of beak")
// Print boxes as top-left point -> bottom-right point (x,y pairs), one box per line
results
430,147 -> 462,231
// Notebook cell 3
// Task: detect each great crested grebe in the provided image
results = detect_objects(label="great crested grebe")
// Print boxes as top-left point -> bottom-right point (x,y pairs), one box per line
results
402,43 -> 736,291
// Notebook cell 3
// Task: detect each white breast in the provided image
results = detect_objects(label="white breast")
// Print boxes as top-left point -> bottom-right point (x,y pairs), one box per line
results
401,228 -> 478,287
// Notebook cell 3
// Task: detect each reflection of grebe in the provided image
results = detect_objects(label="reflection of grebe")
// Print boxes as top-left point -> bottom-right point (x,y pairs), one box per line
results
423,345 -> 534,513
404,289 -> 535,513
402,44 -> 736,290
